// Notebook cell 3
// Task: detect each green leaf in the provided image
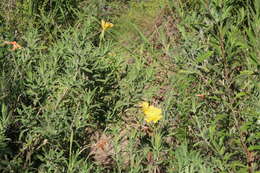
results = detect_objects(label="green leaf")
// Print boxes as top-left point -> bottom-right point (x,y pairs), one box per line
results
1,103 -> 7,117
235,92 -> 247,98
196,51 -> 213,63
248,145 -> 260,151
240,70 -> 254,75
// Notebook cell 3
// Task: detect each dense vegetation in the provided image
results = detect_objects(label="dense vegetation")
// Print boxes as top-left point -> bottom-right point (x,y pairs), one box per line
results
0,0 -> 259,172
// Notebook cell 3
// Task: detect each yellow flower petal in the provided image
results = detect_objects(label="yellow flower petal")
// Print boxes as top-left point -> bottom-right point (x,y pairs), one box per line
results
101,20 -> 114,31
140,102 -> 162,123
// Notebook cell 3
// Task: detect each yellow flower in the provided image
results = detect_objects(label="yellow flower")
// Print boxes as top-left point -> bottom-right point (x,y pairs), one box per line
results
101,20 -> 114,31
140,102 -> 162,123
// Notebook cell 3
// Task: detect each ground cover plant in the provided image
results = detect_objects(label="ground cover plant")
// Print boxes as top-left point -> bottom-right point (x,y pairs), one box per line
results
0,0 -> 259,172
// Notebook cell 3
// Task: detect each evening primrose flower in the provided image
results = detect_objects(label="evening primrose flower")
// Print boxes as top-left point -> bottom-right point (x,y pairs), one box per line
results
99,20 -> 114,46
140,102 -> 162,123
101,20 -> 114,32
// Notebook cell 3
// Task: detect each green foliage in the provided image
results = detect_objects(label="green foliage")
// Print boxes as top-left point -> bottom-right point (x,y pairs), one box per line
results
0,0 -> 259,172
166,0 -> 260,172
170,144 -> 213,173
0,7 -> 123,171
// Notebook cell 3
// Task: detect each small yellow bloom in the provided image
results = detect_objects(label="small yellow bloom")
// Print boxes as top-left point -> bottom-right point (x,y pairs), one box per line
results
101,20 -> 114,31
140,102 -> 162,123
